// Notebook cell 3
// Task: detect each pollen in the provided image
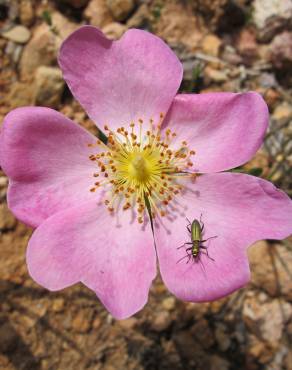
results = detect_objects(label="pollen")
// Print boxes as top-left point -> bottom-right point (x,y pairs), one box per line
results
88,115 -> 196,223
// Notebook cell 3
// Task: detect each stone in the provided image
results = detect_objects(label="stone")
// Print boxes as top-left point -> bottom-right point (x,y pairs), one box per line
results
5,41 -> 23,64
221,45 -> 242,65
154,2 -> 204,51
204,66 -> 228,83
6,81 -> 34,108
1,25 -> 31,44
84,0 -> 113,28
191,319 -> 215,349
19,0 -> 35,26
0,321 -> 18,353
118,317 -> 138,330
201,34 -> 222,57
209,355 -> 230,370
273,102 -> 292,121
264,88 -> 280,109
253,0 -> 292,42
247,334 -> 274,364
214,324 -> 231,351
102,22 -> 127,40
269,31 -> 292,73
162,296 -> 176,311
33,66 -> 65,108
236,28 -> 258,59
106,0 -> 135,22
52,298 -> 65,312
19,24 -> 58,78
72,310 -> 92,333
151,311 -> 171,332
248,241 -> 292,300
0,204 -> 16,230
126,3 -> 149,28
243,294 -> 292,349
19,12 -> 77,78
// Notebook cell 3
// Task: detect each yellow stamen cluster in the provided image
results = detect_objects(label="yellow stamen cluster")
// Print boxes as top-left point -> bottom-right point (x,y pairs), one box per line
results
88,114 -> 196,223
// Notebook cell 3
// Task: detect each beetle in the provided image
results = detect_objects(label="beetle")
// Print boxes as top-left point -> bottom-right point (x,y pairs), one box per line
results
177,215 -> 217,264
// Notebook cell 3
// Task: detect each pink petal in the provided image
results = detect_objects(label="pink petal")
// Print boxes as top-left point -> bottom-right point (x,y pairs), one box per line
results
0,107 -> 99,227
58,26 -> 183,130
162,92 -> 268,173
27,201 -> 156,319
155,173 -> 292,302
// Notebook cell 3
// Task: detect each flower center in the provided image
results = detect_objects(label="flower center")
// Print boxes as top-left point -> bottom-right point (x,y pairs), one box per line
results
88,114 -> 196,223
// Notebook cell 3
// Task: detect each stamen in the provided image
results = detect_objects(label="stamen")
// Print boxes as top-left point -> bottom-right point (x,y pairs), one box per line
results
88,114 -> 197,222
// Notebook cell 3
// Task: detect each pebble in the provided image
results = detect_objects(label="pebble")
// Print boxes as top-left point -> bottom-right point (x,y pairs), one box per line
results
0,204 -> 16,230
33,66 -> 65,108
106,0 -> 135,22
2,25 -> 31,44
102,22 -> 127,40
19,0 -> 35,26
162,297 -> 176,311
151,311 -> 172,332
84,0 -> 113,28
201,34 -> 222,57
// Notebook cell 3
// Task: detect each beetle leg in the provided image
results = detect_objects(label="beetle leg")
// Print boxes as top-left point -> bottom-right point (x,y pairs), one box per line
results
176,255 -> 189,264
201,250 -> 215,261
199,213 -> 205,232
201,235 -> 217,243
177,242 -> 192,250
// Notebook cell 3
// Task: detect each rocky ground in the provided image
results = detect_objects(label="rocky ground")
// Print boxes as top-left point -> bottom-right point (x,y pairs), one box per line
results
0,0 -> 292,369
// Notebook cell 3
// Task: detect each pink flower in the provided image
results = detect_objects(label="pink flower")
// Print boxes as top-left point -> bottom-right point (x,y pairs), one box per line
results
1,26 -> 292,319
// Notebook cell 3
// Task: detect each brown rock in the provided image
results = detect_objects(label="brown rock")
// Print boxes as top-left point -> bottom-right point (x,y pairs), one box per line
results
72,310 -> 92,333
7,81 -> 34,107
118,317 -> 138,330
154,2 -> 204,51
84,0 -> 113,28
214,323 -> 230,351
52,298 -> 65,312
102,22 -> 127,40
248,241 -> 292,300
19,13 -> 77,79
264,88 -> 280,109
237,28 -> 258,59
19,24 -> 58,79
201,34 -> 222,57
209,355 -> 230,370
204,66 -> 228,83
0,204 -> 16,230
33,66 -> 65,108
126,3 -> 149,28
191,319 -> 215,349
106,0 -> 135,22
247,334 -> 274,364
273,102 -> 292,121
162,296 -> 176,311
0,321 -> 18,353
243,294 -> 292,349
19,0 -> 35,26
151,311 -> 172,332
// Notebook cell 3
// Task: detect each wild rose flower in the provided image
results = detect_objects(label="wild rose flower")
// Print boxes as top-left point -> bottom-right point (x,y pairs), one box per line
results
1,26 -> 292,319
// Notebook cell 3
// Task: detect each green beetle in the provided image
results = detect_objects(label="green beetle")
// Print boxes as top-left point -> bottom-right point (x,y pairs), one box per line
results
177,215 -> 217,264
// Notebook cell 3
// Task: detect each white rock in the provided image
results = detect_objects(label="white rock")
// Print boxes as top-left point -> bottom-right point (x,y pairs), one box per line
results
2,25 -> 31,44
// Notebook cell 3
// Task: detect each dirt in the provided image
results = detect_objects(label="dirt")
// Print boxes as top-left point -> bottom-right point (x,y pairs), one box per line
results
0,0 -> 292,369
